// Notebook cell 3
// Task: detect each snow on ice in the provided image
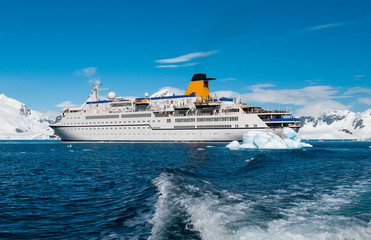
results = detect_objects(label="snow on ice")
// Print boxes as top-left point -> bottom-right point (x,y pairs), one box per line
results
226,128 -> 312,149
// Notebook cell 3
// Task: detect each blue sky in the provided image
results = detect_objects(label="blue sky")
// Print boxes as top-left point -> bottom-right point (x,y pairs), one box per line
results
0,0 -> 370,117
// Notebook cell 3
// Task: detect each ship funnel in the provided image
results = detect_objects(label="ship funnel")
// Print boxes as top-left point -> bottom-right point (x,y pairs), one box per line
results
185,73 -> 216,98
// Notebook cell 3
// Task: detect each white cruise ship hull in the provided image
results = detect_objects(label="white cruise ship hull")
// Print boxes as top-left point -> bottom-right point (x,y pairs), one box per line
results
51,113 -> 283,142
52,125 -> 283,142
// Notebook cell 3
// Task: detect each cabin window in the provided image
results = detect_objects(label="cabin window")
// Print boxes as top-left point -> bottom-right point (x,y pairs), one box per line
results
167,119 -> 171,123
254,124 -> 257,127
245,124 -> 249,128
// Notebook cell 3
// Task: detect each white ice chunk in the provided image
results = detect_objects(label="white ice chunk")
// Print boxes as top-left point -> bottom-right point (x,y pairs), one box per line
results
227,128 -> 312,149
226,140 -> 241,149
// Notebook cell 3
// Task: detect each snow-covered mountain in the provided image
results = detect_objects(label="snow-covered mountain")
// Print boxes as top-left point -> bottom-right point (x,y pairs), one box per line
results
299,109 -> 371,140
150,87 -> 185,98
0,94 -> 55,140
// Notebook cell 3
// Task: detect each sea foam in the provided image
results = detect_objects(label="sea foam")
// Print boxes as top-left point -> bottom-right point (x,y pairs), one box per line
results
150,172 -> 371,240
226,128 -> 312,149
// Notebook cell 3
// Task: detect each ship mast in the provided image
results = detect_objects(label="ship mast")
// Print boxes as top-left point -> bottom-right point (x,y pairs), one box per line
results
91,76 -> 108,101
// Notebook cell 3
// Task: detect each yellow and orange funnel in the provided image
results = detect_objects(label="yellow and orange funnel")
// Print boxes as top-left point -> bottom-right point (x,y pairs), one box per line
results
185,73 -> 216,98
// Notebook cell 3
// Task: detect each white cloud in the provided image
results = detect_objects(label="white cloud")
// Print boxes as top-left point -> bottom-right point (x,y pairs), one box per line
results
305,79 -> 322,85
359,97 -> 371,105
292,22 -> 349,35
56,101 -> 78,108
241,85 -> 343,105
214,85 -> 351,116
212,91 -> 240,99
73,67 -> 97,77
219,78 -> 236,82
248,83 -> 275,89
295,100 -> 349,117
155,65 -> 179,68
344,87 -> 371,95
354,74 -> 366,80
155,50 -> 218,64
155,62 -> 199,68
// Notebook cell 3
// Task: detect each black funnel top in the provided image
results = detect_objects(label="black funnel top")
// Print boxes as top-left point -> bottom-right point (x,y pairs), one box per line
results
191,73 -> 216,81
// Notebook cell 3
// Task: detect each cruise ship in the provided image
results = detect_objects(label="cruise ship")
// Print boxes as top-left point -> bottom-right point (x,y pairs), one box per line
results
50,74 -> 300,142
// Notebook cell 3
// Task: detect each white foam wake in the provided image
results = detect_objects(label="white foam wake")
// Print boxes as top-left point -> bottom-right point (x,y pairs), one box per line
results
149,172 -> 371,240
227,128 -> 312,149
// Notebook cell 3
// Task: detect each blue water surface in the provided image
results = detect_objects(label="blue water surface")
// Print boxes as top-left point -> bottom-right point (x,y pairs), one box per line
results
0,140 -> 370,240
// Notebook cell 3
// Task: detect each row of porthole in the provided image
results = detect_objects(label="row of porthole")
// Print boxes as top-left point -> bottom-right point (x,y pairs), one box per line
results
63,119 -> 161,125
65,126 -> 151,130
74,132 -> 220,136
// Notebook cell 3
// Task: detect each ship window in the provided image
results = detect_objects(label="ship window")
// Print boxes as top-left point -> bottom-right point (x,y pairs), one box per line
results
128,121 -> 131,123
245,124 -> 249,128
235,125 -> 238,128
147,120 -> 150,122
167,119 -> 171,123
254,124 -> 257,127
158,120 -> 160,122
133,127 -> 135,129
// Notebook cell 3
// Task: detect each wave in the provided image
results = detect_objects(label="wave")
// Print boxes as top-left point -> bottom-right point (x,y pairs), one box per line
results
149,170 -> 371,240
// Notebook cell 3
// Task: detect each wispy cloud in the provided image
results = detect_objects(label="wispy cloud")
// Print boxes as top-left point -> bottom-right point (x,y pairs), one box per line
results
155,50 -> 218,64
56,101 -> 78,108
248,83 -> 275,89
305,79 -> 322,85
155,62 -> 199,68
295,100 -> 349,117
219,77 -> 236,82
291,22 -> 349,35
358,97 -> 371,105
354,74 -> 366,80
73,67 -> 97,77
344,87 -> 371,95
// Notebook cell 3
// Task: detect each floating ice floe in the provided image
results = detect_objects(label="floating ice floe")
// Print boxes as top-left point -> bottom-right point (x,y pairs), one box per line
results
226,128 -> 312,149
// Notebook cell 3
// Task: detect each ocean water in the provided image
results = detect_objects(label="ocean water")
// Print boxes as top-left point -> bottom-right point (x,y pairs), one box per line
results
0,140 -> 370,240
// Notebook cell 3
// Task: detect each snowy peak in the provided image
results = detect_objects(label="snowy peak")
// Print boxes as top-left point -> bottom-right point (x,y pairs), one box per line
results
0,94 -> 54,140
150,87 -> 185,98
299,109 -> 371,140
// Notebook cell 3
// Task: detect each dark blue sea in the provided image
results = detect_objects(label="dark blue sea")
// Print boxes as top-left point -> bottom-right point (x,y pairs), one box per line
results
0,140 -> 370,240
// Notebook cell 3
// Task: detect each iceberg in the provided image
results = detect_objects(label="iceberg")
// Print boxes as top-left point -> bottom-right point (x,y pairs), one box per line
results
226,128 -> 312,149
